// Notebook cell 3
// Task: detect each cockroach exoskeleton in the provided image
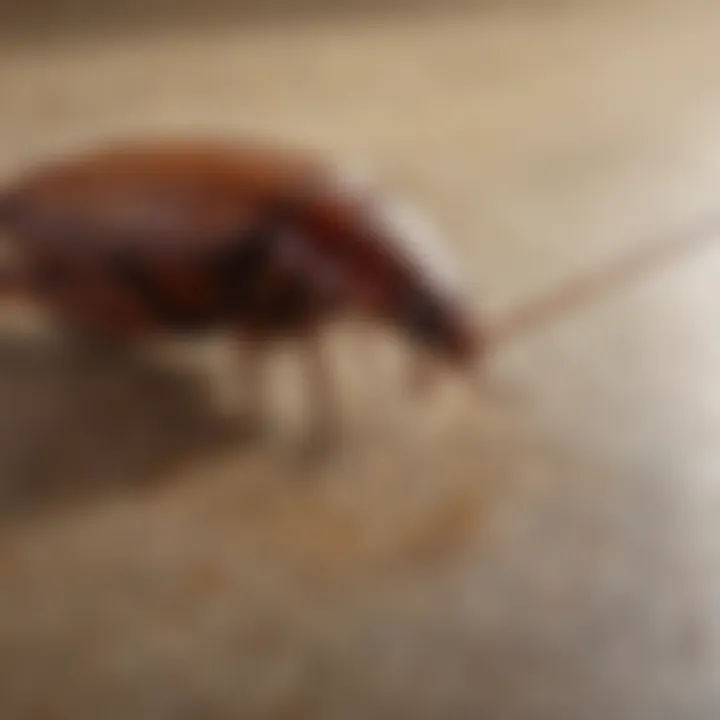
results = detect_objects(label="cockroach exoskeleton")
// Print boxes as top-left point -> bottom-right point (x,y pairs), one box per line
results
0,139 -> 485,456
0,137 -> 715,458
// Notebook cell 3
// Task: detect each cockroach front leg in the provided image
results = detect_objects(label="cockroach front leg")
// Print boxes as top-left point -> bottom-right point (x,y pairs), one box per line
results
408,351 -> 440,396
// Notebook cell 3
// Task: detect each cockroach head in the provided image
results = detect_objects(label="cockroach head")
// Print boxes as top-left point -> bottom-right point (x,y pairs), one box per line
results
364,194 -> 486,367
317,163 -> 488,366
396,281 -> 486,367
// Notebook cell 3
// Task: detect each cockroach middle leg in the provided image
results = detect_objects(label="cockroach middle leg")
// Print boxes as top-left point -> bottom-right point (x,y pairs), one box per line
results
299,330 -> 340,459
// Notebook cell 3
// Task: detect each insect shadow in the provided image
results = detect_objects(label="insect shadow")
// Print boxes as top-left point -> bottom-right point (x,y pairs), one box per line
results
0,331 -> 244,521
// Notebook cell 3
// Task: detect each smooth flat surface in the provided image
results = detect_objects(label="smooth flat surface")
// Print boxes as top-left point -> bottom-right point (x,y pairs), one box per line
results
3,2 -> 720,718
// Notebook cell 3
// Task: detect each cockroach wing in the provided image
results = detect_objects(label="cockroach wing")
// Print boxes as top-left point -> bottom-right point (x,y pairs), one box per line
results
3,178 -> 267,257
0,141 -> 320,258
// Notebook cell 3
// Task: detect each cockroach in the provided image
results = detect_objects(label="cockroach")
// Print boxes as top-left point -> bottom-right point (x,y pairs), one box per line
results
0,138 -> 716,455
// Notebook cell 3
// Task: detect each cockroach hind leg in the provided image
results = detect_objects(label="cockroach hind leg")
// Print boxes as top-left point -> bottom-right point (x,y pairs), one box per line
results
59,326 -> 136,362
234,411 -> 272,446
231,336 -> 273,446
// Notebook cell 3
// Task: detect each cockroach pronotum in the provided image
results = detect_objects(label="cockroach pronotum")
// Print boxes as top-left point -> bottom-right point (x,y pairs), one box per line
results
0,138 -> 716,455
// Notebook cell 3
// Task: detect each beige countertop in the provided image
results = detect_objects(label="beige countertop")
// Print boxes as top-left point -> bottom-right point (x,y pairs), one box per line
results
2,2 -> 720,717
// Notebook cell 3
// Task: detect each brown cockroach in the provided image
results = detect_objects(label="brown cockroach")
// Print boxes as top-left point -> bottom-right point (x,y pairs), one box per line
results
0,138 -> 716,454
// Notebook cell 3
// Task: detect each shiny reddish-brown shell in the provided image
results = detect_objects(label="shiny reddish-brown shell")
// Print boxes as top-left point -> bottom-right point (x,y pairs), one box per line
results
0,139 -> 450,343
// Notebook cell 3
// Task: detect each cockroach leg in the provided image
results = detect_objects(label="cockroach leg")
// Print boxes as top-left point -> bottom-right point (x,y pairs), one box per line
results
0,264 -> 39,313
0,266 -> 25,299
299,330 -> 340,459
408,351 -> 440,397
60,325 -> 133,361
234,337 -> 270,443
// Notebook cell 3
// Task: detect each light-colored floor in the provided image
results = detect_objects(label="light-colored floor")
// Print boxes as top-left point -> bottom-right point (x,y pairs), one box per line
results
3,1 -> 720,718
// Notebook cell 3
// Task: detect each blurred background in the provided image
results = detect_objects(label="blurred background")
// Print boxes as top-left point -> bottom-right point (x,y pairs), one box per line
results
3,0 -> 720,718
